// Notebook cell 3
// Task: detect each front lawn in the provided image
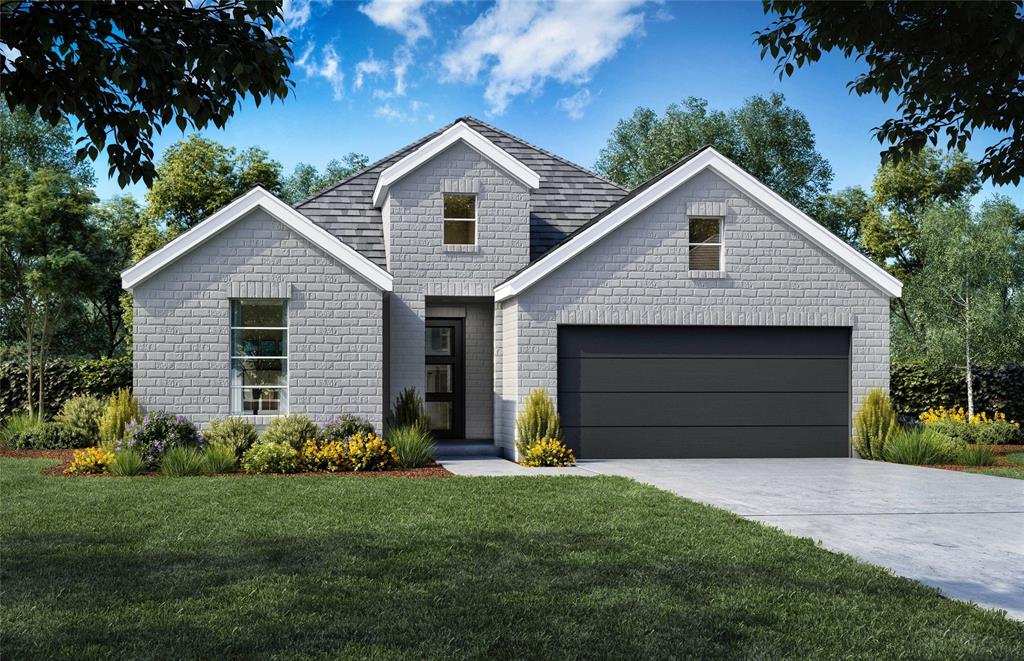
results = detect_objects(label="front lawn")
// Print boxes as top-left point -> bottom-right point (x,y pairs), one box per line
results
2,458 -> 1022,659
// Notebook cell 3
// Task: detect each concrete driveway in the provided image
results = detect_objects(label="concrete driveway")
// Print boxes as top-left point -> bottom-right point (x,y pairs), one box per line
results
581,458 -> 1024,620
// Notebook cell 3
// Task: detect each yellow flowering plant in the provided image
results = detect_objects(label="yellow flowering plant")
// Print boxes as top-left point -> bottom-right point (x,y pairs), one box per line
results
64,447 -> 114,475
920,406 -> 1019,428
521,437 -> 576,467
301,439 -> 349,472
344,432 -> 397,471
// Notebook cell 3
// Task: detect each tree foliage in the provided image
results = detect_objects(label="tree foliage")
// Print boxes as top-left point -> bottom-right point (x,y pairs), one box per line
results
279,153 -> 371,204
757,1 -> 1024,185
145,135 -> 282,233
595,94 -> 833,213
0,0 -> 292,188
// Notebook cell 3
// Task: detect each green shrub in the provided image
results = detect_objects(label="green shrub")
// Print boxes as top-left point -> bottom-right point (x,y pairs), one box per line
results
119,411 -> 203,466
927,419 -> 1021,445
322,414 -> 376,442
388,424 -> 435,468
0,412 -> 42,448
55,395 -> 106,442
883,427 -> 953,465
515,388 -> 562,456
203,417 -> 259,456
520,437 -> 576,467
853,388 -> 899,460
241,441 -> 299,474
261,415 -> 319,450
201,444 -> 238,475
956,444 -> 997,467
0,357 -> 131,420
160,446 -> 206,477
10,422 -> 90,449
387,387 -> 429,430
98,388 -> 141,445
890,361 -> 1024,422
108,449 -> 147,476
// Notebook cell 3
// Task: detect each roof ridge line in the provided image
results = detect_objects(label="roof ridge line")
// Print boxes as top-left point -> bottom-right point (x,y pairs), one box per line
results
459,115 -> 629,192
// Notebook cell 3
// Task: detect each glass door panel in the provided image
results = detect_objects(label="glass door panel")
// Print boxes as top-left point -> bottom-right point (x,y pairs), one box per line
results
424,319 -> 463,438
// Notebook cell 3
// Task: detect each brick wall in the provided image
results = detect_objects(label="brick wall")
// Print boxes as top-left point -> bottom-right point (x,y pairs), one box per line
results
132,208 -> 384,430
498,168 -> 891,454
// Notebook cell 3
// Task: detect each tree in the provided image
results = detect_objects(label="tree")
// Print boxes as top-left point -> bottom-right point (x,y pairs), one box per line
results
279,153 -> 371,204
595,94 -> 833,213
0,1 -> 292,187
811,186 -> 870,250
88,196 -> 148,357
757,2 -> 1024,185
906,199 -> 1024,416
145,135 -> 282,233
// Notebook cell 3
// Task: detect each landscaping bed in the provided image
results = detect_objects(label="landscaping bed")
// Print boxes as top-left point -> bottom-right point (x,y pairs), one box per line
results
2,457 -> 1022,659
931,446 -> 1024,480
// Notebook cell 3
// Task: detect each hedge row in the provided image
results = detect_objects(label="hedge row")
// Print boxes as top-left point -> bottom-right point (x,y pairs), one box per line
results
0,357 -> 131,419
890,363 -> 1024,421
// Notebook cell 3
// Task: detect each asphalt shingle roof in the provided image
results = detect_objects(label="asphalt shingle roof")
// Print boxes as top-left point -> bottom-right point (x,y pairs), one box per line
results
294,116 -> 628,268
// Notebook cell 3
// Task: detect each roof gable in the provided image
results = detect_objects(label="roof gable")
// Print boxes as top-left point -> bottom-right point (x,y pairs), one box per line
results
371,121 -> 541,207
494,147 -> 902,301
121,187 -> 393,291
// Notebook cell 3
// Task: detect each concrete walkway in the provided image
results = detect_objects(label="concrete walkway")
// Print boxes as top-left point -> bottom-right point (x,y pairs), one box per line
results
438,455 -> 1024,619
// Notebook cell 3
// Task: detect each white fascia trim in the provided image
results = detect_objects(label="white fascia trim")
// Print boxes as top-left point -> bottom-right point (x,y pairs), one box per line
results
121,187 -> 394,291
372,121 -> 540,207
495,148 -> 902,301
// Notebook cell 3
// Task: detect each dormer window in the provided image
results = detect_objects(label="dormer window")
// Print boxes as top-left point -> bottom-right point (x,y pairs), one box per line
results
443,193 -> 476,245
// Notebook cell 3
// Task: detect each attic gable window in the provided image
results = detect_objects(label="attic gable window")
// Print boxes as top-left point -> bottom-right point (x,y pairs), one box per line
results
688,217 -> 722,271
443,193 -> 476,245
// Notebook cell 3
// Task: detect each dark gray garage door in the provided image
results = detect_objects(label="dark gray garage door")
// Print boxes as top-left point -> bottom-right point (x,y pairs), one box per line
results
558,326 -> 851,458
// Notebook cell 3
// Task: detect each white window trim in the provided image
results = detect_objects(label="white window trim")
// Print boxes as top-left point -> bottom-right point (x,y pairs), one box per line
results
688,217 -> 724,272
442,193 -> 478,246
230,300 -> 290,416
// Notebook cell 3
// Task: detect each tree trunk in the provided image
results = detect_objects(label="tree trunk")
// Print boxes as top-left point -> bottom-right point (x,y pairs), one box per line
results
24,313 -> 34,418
965,292 -> 973,419
37,304 -> 49,419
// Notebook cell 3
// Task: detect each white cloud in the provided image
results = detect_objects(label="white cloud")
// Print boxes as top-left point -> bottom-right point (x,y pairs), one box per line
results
355,53 -> 386,90
295,42 -> 345,100
441,0 -> 646,114
359,0 -> 449,43
374,100 -> 429,122
556,88 -> 593,120
282,0 -> 333,31
392,46 -> 413,96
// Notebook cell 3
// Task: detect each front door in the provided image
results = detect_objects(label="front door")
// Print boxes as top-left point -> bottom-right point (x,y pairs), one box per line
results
425,318 -> 464,439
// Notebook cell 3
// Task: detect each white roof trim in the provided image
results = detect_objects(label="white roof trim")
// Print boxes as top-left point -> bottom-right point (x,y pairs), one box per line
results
494,147 -> 902,301
121,187 -> 393,291
372,121 -> 540,207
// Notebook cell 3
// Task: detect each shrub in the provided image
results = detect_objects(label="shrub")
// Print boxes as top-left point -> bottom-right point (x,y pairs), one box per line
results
956,444 -> 997,467
10,422 -> 90,449
883,427 -> 953,465
890,361 -> 1024,422
301,439 -> 349,472
321,414 -> 376,442
521,437 -> 576,467
388,387 -> 429,430
927,419 -> 1021,445
203,417 -> 259,456
98,388 -> 141,445
0,412 -> 42,448
108,449 -> 147,476
853,388 -> 899,460
388,424 -> 435,468
202,444 -> 239,475
515,388 -> 562,456
241,441 -> 299,474
55,395 -> 106,442
64,447 -> 114,475
119,411 -> 203,466
160,446 -> 206,477
0,357 -> 132,420
343,432 -> 397,471
261,415 -> 319,450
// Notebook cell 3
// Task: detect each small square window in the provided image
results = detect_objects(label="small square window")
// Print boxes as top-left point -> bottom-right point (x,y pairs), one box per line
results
688,217 -> 722,271
443,193 -> 476,245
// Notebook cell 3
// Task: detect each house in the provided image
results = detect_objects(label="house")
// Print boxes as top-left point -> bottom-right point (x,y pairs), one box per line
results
121,117 -> 901,460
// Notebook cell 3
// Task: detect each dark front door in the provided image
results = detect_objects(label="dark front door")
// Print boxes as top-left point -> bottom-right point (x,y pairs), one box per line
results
558,326 -> 851,459
425,318 -> 464,439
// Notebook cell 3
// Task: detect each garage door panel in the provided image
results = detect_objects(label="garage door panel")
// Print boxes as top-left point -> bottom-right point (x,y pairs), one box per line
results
563,426 -> 850,459
559,392 -> 848,427
558,326 -> 850,358
558,357 -> 848,393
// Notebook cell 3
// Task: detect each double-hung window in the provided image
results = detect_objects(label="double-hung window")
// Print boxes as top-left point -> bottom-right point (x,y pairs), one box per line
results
443,193 -> 476,245
230,299 -> 288,415
688,217 -> 723,271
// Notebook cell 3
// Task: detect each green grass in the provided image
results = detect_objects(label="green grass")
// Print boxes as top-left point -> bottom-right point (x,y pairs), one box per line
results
964,451 -> 1024,480
2,458 -> 1022,659
1004,450 -> 1024,464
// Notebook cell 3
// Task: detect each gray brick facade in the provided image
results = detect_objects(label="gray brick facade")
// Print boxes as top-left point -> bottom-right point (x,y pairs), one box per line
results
496,168 -> 891,456
132,208 -> 384,430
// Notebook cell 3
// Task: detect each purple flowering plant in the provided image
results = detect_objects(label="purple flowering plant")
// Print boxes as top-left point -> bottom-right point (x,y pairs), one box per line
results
117,411 -> 204,466
321,414 -> 375,443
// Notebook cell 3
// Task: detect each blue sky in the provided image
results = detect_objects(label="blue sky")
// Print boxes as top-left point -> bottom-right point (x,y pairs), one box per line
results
94,0 -> 1021,206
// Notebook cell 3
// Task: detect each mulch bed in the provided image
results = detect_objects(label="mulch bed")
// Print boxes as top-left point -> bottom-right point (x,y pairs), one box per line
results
1,448 -> 451,479
930,444 -> 1024,474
